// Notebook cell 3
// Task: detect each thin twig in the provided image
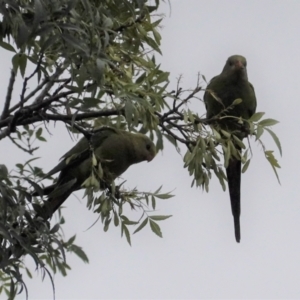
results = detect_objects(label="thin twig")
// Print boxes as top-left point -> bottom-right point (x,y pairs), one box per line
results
20,54 -> 45,107
9,136 -> 38,154
33,66 -> 66,103
159,122 -> 193,146
8,77 -> 49,114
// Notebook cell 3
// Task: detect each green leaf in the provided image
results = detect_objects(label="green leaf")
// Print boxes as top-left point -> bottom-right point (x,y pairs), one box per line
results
152,28 -> 161,44
0,223 -> 13,241
232,135 -> 246,149
163,133 -> 179,151
151,195 -> 156,209
36,135 -> 47,142
16,21 -> 30,47
223,144 -> 230,168
66,235 -> 76,246
154,71 -> 169,85
133,217 -> 148,234
0,41 -> 16,52
95,58 -> 106,83
35,127 -> 46,141
256,125 -> 264,140
153,185 -> 163,194
18,54 -> 27,78
125,100 -> 134,125
36,127 -> 43,137
149,215 -> 172,221
33,0 -> 47,27
265,150 -> 281,168
104,217 -> 111,232
122,219 -> 138,225
220,129 -> 231,138
144,36 -> 162,54
149,220 -> 163,238
215,167 -> 226,191
114,211 -> 119,226
154,193 -> 174,199
24,177 -> 44,197
242,159 -> 251,173
50,223 -> 60,234
25,268 -> 32,279
249,112 -> 265,122
103,16 -> 114,29
62,34 -> 89,55
81,97 -> 101,109
265,128 -> 282,156
121,223 -> 131,246
12,54 -> 19,74
258,118 -> 279,127
40,35 -> 60,53
232,98 -> 242,106
69,244 -> 89,263
265,150 -> 281,184
9,278 -> 16,300
0,164 -> 8,179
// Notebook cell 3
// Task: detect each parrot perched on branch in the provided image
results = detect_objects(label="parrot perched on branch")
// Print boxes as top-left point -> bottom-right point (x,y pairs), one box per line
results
204,55 -> 257,243
34,127 -> 156,219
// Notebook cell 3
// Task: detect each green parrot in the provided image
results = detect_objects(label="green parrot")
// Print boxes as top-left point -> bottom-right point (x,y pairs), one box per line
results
34,127 -> 156,219
204,55 -> 257,242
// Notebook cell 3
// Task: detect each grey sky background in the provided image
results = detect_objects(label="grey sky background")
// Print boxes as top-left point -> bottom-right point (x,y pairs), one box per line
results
1,0 -> 299,299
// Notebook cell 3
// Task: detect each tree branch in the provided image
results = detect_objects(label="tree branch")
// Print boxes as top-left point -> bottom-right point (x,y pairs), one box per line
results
1,69 -> 16,120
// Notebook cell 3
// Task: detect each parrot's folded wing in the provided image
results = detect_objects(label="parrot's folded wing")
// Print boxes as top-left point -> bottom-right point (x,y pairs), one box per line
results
47,178 -> 78,198
44,127 -> 117,178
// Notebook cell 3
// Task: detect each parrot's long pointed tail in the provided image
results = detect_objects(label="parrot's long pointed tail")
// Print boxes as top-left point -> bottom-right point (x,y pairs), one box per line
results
34,179 -> 78,220
226,157 -> 241,243
233,213 -> 241,243
34,193 -> 71,220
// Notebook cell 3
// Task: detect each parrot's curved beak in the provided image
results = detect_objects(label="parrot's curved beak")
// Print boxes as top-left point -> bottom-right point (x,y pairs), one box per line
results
147,152 -> 156,162
234,60 -> 244,70
147,155 -> 154,162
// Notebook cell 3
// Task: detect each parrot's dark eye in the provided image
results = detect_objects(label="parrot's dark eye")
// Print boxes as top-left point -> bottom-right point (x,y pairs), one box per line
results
229,61 -> 233,66
146,144 -> 151,151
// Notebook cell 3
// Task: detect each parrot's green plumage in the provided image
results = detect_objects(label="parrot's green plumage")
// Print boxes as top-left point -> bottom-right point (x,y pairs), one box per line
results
35,127 -> 156,219
204,55 -> 257,243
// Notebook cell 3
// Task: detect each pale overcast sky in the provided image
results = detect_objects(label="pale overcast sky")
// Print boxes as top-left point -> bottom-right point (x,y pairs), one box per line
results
1,0 -> 299,299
